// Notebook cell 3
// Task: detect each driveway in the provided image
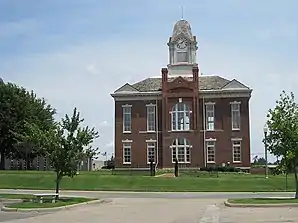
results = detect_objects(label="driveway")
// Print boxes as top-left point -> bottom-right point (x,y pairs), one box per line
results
2,198 -> 298,223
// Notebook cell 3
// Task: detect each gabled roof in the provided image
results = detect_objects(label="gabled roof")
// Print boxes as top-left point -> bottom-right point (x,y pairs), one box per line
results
130,75 -> 231,92
114,83 -> 139,93
113,75 -> 251,93
221,79 -> 249,90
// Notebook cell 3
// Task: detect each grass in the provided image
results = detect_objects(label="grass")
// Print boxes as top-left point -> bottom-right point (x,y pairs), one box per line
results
0,170 -> 295,192
228,198 -> 298,204
0,193 -> 94,209
7,197 -> 94,209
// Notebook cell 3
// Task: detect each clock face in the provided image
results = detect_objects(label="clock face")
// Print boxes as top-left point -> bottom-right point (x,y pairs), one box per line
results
176,38 -> 188,49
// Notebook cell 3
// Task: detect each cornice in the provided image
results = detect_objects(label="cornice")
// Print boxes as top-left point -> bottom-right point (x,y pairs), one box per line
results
111,89 -> 252,101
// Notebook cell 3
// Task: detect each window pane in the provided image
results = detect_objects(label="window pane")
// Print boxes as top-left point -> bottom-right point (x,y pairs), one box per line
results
233,141 -> 241,162
147,106 -> 155,131
147,143 -> 155,163
123,107 -> 131,132
206,141 -> 215,163
171,103 -> 191,131
123,143 -> 131,163
231,103 -> 240,130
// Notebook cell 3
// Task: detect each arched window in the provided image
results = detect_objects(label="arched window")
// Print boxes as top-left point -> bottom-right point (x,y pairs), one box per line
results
171,103 -> 191,131
171,138 -> 191,163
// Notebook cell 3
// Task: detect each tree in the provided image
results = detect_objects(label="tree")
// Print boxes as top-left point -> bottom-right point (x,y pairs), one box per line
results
0,82 -> 55,169
265,91 -> 298,198
252,157 -> 267,165
20,107 -> 99,197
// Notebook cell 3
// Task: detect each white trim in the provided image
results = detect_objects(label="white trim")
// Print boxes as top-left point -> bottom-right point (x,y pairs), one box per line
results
111,89 -> 252,101
139,130 -> 161,134
122,142 -> 132,165
231,138 -> 242,141
122,104 -> 132,107
204,102 -> 216,105
146,142 -> 156,164
146,104 -> 156,132
205,138 -> 217,142
231,102 -> 241,131
146,103 -> 156,107
122,105 -> 132,133
171,138 -> 192,164
230,101 -> 241,104
232,139 -> 242,163
145,139 -> 157,143
122,139 -> 133,143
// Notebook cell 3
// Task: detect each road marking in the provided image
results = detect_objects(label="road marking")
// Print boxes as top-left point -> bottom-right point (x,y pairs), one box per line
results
198,204 -> 220,223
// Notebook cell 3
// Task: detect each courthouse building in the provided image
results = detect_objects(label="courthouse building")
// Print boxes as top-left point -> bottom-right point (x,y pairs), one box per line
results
111,19 -> 252,169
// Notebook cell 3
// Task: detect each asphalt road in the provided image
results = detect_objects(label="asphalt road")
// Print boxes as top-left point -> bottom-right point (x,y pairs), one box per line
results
0,190 -> 297,223
0,203 -> 47,222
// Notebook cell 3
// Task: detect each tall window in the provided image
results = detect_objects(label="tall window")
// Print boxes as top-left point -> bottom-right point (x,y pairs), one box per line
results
147,142 -> 155,164
176,52 -> 188,62
171,103 -> 191,131
206,140 -> 216,163
232,140 -> 241,163
205,103 -> 215,131
123,105 -> 132,133
146,104 -> 155,132
231,102 -> 240,130
123,142 -> 131,164
171,138 -> 191,163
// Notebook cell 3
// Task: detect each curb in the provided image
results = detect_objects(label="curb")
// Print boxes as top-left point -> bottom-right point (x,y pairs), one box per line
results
1,199 -> 112,213
224,200 -> 298,208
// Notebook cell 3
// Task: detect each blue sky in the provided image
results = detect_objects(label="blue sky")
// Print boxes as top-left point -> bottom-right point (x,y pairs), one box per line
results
1,0 -> 297,162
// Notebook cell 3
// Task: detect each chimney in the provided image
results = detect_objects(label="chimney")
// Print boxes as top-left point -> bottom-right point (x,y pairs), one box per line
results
161,68 -> 168,83
192,65 -> 199,83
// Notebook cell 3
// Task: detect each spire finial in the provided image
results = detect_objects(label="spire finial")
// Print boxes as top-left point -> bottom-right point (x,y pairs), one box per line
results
181,6 -> 184,20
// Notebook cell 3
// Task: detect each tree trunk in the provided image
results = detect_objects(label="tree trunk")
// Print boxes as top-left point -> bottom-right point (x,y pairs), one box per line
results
0,150 -> 5,170
294,165 -> 298,199
55,172 -> 62,200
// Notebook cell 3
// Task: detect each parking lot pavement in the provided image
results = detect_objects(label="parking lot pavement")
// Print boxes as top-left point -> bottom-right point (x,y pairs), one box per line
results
0,204 -> 46,223
220,205 -> 298,223
2,198 -> 298,223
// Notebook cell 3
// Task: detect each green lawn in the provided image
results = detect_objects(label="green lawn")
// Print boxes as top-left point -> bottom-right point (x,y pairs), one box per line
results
0,193 -> 33,199
7,197 -> 93,209
0,170 -> 295,192
228,198 -> 298,204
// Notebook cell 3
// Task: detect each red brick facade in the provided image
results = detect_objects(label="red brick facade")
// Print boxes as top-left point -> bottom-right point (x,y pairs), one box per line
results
113,67 -> 251,169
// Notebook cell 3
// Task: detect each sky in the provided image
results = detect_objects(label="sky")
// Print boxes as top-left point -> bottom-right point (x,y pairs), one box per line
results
0,0 -> 297,162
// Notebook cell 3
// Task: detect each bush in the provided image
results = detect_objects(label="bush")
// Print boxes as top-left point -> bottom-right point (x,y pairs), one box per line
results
200,166 -> 240,173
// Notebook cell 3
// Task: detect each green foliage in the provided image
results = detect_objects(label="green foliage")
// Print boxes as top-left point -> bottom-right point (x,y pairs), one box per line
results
266,91 -> 298,198
0,81 -> 55,169
20,107 -> 99,194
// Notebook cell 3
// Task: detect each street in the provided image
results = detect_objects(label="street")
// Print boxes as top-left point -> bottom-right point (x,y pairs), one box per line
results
0,190 -> 297,223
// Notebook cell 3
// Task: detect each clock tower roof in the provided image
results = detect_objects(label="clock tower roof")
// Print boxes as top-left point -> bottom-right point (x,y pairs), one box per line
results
172,19 -> 194,41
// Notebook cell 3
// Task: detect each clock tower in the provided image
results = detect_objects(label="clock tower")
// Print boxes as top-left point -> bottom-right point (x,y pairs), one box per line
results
167,19 -> 198,76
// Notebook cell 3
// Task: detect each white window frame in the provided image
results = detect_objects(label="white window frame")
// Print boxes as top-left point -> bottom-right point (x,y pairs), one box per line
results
230,101 -> 241,131
147,142 -> 156,164
122,104 -> 132,133
206,139 -> 216,163
171,138 -> 192,163
232,139 -> 242,163
122,142 -> 132,164
205,102 -> 215,131
146,104 -> 156,132
171,102 -> 191,131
